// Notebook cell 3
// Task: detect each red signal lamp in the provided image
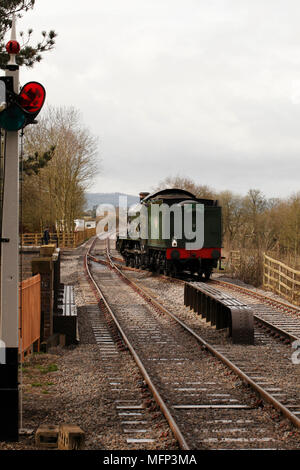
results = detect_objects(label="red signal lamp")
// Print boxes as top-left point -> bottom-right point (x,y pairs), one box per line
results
19,82 -> 45,116
0,79 -> 46,131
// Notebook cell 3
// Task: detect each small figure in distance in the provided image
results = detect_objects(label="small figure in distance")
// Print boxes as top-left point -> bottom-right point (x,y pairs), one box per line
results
43,227 -> 50,245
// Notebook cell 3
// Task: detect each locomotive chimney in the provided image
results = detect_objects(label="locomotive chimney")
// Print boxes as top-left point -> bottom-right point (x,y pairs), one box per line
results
139,192 -> 149,201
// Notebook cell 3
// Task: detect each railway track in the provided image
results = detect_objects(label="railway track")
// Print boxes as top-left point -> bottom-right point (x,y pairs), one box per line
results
96,244 -> 300,344
121,268 -> 300,427
211,279 -> 300,344
85,236 -> 300,449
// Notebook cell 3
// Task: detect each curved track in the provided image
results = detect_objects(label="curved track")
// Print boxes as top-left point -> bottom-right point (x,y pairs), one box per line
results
85,237 -> 189,449
85,236 -> 300,449
97,244 -> 300,344
107,243 -> 300,431
212,279 -> 300,344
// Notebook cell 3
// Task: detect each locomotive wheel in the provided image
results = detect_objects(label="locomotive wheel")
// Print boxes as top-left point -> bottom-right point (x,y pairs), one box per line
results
130,258 -> 135,268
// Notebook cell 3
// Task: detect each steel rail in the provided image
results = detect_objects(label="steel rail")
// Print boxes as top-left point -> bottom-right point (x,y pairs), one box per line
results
213,279 -> 300,316
104,242 -> 300,431
91,252 -> 300,343
102,247 -> 300,317
85,237 -> 190,451
253,316 -> 299,343
108,251 -> 300,317
211,279 -> 300,342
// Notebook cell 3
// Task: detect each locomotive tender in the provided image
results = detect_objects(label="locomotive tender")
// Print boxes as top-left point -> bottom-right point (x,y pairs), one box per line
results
116,188 -> 222,279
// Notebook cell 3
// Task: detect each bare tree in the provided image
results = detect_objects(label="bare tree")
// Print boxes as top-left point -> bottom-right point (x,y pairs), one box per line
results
155,175 -> 216,199
218,190 -> 245,252
22,106 -> 100,232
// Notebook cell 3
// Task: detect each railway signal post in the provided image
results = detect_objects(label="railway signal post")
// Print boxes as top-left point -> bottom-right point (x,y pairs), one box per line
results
0,16 -> 45,441
0,15 -> 20,442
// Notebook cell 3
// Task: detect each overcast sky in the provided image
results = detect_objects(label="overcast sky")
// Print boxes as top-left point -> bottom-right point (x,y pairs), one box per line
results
15,1 -> 300,198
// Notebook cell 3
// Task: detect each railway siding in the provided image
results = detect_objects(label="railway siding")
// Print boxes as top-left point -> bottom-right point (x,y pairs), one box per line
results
130,272 -> 300,397
88,237 -> 300,449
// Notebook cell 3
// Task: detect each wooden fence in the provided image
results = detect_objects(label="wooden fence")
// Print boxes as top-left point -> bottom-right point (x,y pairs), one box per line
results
263,253 -> 300,306
19,274 -> 41,361
228,250 -> 241,268
21,228 -> 96,248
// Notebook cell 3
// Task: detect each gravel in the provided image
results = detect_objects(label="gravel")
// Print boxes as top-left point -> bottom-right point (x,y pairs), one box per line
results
0,242 -> 178,450
120,268 -> 300,449
1,240 -> 299,450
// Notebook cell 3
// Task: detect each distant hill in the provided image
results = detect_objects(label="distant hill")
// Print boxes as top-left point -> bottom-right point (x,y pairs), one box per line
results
84,192 -> 140,210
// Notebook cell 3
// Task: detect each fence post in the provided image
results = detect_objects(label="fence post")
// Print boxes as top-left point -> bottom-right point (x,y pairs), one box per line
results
263,253 -> 300,306
292,271 -> 295,303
